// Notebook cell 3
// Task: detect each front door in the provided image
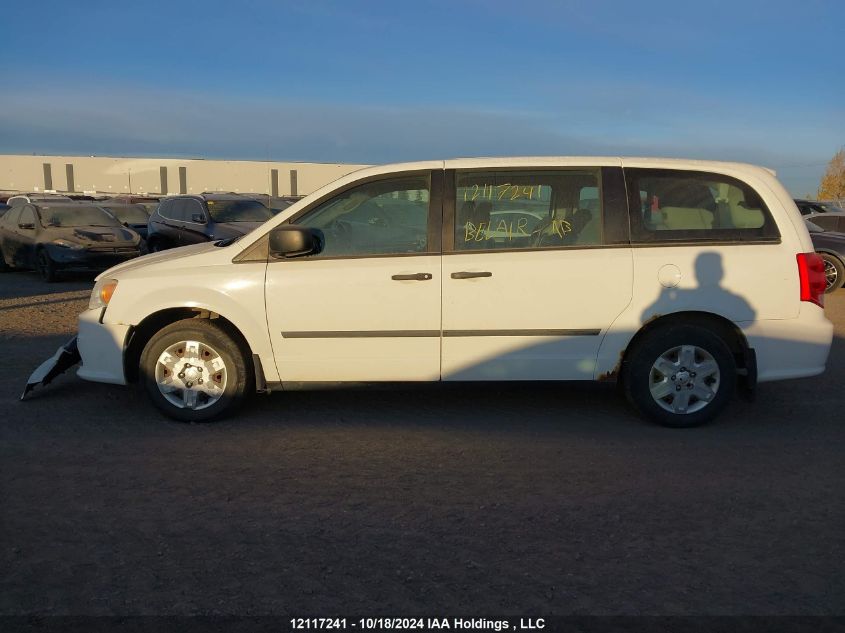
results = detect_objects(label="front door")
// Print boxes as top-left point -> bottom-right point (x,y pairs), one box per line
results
265,170 -> 443,382
180,199 -> 209,245
154,199 -> 185,248
440,165 -> 633,380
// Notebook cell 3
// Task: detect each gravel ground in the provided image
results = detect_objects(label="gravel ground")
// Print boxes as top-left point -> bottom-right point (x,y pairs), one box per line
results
1,270 -> 843,616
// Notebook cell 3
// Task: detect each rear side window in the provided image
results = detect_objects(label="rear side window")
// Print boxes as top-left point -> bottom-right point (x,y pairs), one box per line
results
452,170 -> 602,251
626,169 -> 779,243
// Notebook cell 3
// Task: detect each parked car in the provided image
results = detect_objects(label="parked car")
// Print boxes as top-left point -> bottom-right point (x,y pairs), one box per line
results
99,201 -> 151,241
0,202 -> 142,281
146,193 -> 274,251
35,158 -> 833,427
806,220 -> 845,293
7,193 -> 74,207
102,195 -> 161,216
795,198 -> 845,233
0,203 -> 8,217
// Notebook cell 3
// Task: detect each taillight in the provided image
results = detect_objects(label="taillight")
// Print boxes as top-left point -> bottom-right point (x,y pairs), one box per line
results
797,252 -> 826,307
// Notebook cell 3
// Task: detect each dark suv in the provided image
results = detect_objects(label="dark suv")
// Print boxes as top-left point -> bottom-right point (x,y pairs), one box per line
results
146,193 -> 273,251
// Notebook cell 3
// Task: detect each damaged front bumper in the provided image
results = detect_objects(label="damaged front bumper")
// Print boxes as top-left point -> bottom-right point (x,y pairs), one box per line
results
21,336 -> 81,399
76,309 -> 130,385
21,309 -> 130,399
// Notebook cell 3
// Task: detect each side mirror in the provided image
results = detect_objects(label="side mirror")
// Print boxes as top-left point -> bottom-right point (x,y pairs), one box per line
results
18,222 -> 35,230
191,213 -> 206,224
269,226 -> 323,259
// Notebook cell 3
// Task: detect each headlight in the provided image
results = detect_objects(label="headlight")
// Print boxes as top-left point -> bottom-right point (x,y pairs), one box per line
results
52,239 -> 85,250
89,279 -> 118,310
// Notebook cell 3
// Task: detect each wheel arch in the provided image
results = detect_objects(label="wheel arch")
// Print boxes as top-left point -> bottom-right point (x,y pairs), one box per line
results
124,307 -> 254,383
614,311 -> 752,387
815,248 -> 845,262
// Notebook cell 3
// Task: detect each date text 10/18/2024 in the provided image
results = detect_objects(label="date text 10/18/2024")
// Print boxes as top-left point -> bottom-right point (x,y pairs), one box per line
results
290,618 -> 546,630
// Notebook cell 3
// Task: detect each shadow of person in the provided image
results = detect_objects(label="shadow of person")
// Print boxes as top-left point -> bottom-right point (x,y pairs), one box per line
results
641,251 -> 756,324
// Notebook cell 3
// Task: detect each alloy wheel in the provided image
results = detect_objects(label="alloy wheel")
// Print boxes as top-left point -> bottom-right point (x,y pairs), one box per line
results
824,258 -> 838,291
648,345 -> 720,415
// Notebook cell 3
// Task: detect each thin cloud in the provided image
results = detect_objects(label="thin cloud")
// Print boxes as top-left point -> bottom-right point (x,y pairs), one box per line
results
0,82 -> 836,194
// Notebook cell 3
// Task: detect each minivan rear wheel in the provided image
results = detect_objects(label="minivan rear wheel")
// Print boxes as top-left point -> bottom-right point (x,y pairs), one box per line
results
820,253 -> 845,293
140,318 -> 253,422
623,325 -> 736,428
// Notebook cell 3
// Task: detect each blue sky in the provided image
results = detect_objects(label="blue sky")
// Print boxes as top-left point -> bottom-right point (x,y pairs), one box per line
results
0,0 -> 842,195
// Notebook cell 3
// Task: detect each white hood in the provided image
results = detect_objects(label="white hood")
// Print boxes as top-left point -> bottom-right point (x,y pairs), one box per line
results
96,241 -> 221,280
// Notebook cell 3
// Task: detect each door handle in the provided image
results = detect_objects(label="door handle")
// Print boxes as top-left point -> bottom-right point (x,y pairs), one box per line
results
451,271 -> 492,279
391,272 -> 433,281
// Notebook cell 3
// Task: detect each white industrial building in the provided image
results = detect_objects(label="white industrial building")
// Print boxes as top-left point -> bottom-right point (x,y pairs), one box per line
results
0,154 -> 370,197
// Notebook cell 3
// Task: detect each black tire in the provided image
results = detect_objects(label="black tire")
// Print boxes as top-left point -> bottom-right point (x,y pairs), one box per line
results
622,325 -> 736,428
36,248 -> 59,282
820,253 -> 845,293
147,237 -> 165,253
140,318 -> 254,422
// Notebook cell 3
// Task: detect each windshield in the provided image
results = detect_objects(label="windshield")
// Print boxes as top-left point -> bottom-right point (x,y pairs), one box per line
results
103,205 -> 149,224
818,203 -> 845,213
38,205 -> 122,228
206,199 -> 273,222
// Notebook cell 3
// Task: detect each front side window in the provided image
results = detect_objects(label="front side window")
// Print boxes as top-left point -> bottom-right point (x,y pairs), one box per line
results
295,175 -> 431,257
19,207 -> 37,228
452,170 -> 602,251
185,200 -> 207,223
627,169 -> 779,242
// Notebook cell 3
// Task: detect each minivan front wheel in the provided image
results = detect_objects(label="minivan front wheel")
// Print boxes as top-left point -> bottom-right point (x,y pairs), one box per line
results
623,325 -> 736,428
140,319 -> 253,422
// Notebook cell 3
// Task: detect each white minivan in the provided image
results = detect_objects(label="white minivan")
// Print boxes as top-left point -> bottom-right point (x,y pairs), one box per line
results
73,157 -> 833,427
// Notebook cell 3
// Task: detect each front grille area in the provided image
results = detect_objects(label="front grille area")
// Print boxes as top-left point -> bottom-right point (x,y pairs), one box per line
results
87,247 -> 138,254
